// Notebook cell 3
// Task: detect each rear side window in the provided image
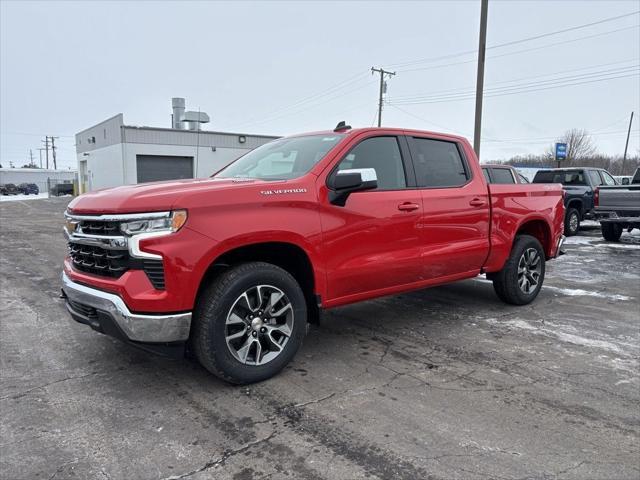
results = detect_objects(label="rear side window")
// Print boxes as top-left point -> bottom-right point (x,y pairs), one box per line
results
533,170 -> 586,185
588,170 -> 603,186
490,168 -> 516,184
411,138 -> 469,188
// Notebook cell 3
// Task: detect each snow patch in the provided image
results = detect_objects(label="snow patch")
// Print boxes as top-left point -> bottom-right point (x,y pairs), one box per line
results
544,285 -> 631,301
485,318 -> 635,356
0,193 -> 50,202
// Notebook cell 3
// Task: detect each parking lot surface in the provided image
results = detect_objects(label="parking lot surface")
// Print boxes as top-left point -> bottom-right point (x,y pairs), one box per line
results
1,197 -> 639,480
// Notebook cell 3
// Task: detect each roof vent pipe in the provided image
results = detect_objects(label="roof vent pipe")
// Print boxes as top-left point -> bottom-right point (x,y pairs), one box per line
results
172,97 -> 185,129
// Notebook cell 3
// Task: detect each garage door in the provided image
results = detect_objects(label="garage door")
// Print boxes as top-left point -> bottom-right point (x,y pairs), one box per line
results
136,155 -> 194,183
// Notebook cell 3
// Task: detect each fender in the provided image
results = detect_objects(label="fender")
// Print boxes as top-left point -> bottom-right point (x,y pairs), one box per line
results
189,230 -> 327,309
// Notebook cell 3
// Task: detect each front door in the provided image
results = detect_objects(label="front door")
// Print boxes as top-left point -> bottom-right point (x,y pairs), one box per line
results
318,135 -> 425,303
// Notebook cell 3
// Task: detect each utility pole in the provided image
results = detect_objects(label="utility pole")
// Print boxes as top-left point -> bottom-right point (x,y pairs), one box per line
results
38,148 -> 45,168
50,136 -> 59,170
473,0 -> 489,159
29,149 -> 35,167
622,111 -> 634,174
371,67 -> 396,127
42,137 -> 50,169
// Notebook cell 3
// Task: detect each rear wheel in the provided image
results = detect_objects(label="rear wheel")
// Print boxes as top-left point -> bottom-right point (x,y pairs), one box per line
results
564,208 -> 580,236
601,222 -> 623,242
491,235 -> 546,305
192,262 -> 307,384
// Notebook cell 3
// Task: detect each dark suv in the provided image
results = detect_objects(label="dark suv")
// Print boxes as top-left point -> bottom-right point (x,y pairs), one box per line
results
532,167 -> 617,236
18,183 -> 39,195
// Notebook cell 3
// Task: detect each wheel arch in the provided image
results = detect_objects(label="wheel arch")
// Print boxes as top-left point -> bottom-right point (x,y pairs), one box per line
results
515,218 -> 553,259
194,240 -> 322,317
566,199 -> 584,217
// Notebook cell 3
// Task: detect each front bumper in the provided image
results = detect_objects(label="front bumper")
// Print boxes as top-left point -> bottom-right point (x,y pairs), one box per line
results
61,271 -> 191,346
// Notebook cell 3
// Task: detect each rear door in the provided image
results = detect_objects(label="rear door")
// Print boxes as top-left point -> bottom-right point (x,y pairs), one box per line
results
320,134 -> 425,301
407,135 -> 490,278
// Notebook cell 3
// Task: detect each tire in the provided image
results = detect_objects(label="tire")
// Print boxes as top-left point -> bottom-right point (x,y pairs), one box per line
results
192,262 -> 307,384
564,208 -> 580,236
491,234 -> 546,306
601,222 -> 623,242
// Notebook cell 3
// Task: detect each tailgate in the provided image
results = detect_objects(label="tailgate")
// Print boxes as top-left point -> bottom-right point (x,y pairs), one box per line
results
597,186 -> 640,213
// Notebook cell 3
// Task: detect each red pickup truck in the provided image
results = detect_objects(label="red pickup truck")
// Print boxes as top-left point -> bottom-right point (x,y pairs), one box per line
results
62,125 -> 565,384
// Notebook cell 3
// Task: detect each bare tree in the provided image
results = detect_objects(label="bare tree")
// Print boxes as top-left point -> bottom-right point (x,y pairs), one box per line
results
546,129 -> 597,162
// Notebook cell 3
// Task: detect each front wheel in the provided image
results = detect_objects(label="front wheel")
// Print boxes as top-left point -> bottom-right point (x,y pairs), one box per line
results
491,235 -> 546,305
601,222 -> 623,242
191,262 -> 307,384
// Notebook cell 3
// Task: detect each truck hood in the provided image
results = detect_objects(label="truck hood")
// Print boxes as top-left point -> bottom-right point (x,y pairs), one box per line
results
67,178 -> 271,214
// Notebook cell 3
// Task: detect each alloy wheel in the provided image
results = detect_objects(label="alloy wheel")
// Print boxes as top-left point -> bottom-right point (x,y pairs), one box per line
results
225,285 -> 293,365
517,248 -> 542,294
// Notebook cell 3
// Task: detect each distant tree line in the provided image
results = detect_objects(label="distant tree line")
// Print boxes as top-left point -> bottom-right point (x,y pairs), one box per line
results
500,129 -> 639,176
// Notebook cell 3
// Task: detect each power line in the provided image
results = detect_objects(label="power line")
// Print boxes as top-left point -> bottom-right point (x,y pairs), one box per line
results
232,78 -> 377,129
388,10 -> 639,69
387,68 -> 639,105
231,72 -> 370,129
397,25 -> 639,74
392,58 -> 638,101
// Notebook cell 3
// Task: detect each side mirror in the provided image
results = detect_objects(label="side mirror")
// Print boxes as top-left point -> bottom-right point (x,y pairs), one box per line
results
328,168 -> 378,206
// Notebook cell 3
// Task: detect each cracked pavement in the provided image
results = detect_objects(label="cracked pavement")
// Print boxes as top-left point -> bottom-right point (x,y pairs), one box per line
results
1,198 -> 639,479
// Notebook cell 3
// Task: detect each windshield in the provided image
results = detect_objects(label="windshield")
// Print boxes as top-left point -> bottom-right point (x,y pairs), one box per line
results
533,170 -> 586,186
215,134 -> 344,181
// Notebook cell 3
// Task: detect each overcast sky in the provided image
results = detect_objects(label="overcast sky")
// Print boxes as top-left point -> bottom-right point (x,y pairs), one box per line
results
1,0 -> 639,170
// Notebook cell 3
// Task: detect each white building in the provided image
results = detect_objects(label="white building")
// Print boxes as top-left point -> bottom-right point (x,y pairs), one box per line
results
75,99 -> 278,193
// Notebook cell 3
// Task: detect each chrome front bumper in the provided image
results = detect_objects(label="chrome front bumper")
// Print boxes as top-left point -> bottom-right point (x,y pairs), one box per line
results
61,271 -> 191,343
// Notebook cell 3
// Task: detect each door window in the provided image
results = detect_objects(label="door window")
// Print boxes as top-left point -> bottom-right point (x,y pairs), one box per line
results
411,138 -> 469,188
490,168 -> 516,184
482,168 -> 491,182
600,171 -> 616,186
587,170 -> 603,186
334,136 -> 407,190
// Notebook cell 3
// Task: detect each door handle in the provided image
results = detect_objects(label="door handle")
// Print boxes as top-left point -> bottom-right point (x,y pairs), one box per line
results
398,202 -> 420,212
469,198 -> 486,207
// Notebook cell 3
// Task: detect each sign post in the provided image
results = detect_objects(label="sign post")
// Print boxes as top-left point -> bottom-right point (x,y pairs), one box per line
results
555,143 -> 567,168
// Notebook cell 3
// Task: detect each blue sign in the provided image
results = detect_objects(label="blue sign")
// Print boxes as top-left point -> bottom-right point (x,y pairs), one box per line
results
555,143 -> 567,160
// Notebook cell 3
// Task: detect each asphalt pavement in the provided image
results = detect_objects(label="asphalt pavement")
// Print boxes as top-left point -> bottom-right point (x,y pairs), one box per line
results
1,197 -> 638,480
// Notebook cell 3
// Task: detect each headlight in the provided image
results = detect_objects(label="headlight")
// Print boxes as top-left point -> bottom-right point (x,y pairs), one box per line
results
120,210 -> 188,236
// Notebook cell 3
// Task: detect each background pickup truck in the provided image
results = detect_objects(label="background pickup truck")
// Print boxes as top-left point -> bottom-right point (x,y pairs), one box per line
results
61,125 -> 565,384
482,164 -> 529,184
595,167 -> 640,241
532,167 -> 617,236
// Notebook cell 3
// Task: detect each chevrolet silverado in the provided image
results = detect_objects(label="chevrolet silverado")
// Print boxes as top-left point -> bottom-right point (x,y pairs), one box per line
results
61,125 -> 565,384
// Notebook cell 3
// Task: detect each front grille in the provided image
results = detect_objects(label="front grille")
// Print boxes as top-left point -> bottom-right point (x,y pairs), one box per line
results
68,243 -> 129,278
79,219 -> 121,236
67,299 -> 98,319
67,214 -> 167,290
68,242 -> 166,290
143,260 -> 165,289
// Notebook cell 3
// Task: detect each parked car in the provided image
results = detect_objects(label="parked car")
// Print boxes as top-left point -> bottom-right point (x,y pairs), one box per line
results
18,183 -> 39,195
0,183 -> 20,195
50,183 -> 74,196
61,125 -> 565,384
595,167 -> 640,241
532,167 -> 617,236
613,175 -> 632,185
482,164 -> 529,184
